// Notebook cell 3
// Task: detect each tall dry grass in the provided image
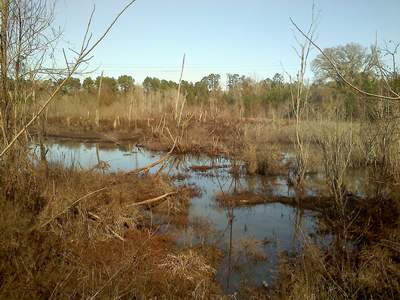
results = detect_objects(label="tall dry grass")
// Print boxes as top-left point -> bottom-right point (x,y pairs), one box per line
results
273,235 -> 400,300
0,154 -> 222,299
22,82 -> 400,299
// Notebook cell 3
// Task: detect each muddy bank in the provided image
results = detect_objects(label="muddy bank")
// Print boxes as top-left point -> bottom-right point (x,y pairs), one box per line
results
31,127 -> 143,143
34,116 -> 296,156
215,191 -> 334,211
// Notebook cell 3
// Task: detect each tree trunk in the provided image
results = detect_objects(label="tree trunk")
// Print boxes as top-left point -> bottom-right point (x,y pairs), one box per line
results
0,0 -> 10,142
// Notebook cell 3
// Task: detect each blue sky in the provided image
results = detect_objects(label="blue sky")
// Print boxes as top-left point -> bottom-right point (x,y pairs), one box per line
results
54,0 -> 400,85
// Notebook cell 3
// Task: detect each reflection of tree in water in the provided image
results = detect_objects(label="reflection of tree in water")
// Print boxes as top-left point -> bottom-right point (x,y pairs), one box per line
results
291,205 -> 306,252
93,144 -> 110,173
211,156 -> 310,291
212,158 -> 241,289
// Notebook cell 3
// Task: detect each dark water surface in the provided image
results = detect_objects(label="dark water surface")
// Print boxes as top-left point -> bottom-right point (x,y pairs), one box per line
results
37,139 -> 331,293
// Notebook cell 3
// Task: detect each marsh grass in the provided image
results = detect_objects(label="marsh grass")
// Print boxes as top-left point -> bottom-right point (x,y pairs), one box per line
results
273,234 -> 400,300
8,84 -> 400,298
0,153 -> 224,299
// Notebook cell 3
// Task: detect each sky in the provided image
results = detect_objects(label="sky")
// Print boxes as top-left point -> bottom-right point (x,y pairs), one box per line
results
53,0 -> 400,85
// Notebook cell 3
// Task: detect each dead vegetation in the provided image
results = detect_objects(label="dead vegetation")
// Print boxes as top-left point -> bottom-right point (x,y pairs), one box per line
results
0,156 -> 224,299
4,104 -> 400,298
0,0 -> 399,298
215,190 -> 331,212
272,234 -> 400,300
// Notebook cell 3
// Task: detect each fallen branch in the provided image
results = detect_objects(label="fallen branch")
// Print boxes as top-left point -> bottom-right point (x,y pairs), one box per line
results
86,211 -> 125,241
87,211 -> 101,221
126,191 -> 177,207
129,139 -> 176,174
106,225 -> 125,242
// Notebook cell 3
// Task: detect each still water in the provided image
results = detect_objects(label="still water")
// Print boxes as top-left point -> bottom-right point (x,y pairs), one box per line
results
37,139 -> 329,293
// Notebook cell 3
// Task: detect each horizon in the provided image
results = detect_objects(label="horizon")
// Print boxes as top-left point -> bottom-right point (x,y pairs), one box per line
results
54,0 -> 400,85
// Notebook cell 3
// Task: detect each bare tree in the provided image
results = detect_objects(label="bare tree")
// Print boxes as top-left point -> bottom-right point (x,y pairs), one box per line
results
0,0 -> 137,158
288,6 -> 318,188
0,0 -> 61,140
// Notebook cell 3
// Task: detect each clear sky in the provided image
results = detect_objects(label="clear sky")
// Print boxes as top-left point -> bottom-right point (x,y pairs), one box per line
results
54,0 -> 400,85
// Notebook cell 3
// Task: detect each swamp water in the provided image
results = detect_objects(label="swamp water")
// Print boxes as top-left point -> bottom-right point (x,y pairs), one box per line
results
37,139 -> 333,293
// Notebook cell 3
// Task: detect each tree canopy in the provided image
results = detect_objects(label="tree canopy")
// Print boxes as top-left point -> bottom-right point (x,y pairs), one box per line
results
311,43 -> 374,84
117,75 -> 135,93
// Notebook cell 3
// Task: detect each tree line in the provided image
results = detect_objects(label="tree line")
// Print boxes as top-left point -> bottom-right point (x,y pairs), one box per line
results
27,42 -> 400,119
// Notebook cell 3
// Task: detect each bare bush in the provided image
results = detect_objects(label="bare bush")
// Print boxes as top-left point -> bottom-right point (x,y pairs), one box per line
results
315,122 -> 354,213
360,109 -> 400,198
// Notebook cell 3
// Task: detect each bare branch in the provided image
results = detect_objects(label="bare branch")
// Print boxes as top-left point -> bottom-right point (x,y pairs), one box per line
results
290,18 -> 400,101
0,0 -> 137,158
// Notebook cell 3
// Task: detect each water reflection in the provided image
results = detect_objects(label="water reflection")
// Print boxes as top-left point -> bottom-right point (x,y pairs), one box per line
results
38,139 -> 328,293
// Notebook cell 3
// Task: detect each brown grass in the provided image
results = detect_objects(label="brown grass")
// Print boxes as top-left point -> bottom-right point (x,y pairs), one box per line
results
215,191 -> 334,212
11,88 -> 400,298
0,156 -> 223,299
272,235 -> 400,300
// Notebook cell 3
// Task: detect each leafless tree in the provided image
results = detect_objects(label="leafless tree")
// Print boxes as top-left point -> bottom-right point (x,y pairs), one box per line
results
0,0 -> 137,158
0,0 -> 61,141
383,40 -> 399,79
288,5 -> 318,188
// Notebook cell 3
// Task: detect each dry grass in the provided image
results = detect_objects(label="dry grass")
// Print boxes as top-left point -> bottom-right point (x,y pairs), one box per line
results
236,238 -> 268,264
243,142 -> 284,176
12,88 -> 400,299
154,248 -> 221,298
313,122 -> 354,213
36,89 -> 298,158
159,249 -> 216,284
272,235 -> 400,300
0,154 -> 223,299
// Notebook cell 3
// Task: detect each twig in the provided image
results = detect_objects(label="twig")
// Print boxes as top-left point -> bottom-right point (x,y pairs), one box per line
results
88,234 -> 153,300
126,191 -> 177,207
88,263 -> 126,300
175,54 -> 186,120
106,225 -> 125,241
129,139 -> 176,174
177,54 -> 187,127
39,186 -> 107,228
0,0 -> 137,158
290,18 -> 400,101
88,211 -> 101,221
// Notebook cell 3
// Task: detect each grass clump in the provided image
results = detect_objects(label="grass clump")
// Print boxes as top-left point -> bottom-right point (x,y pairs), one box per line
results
0,156 -> 222,299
